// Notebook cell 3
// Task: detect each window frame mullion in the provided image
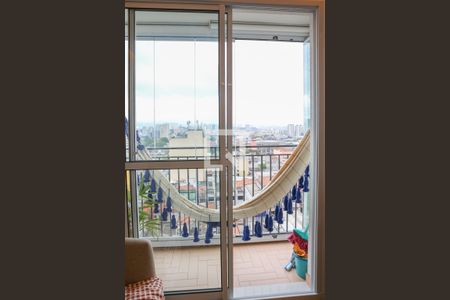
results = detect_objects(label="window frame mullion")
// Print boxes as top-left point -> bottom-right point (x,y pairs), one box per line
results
128,9 -> 139,238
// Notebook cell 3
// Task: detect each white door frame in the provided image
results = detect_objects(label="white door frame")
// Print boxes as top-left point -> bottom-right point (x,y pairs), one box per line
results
125,1 -> 325,299
125,3 -> 228,300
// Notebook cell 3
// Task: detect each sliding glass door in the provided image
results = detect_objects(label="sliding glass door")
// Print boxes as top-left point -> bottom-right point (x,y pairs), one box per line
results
125,4 -> 228,297
228,7 -> 317,299
125,2 -> 323,299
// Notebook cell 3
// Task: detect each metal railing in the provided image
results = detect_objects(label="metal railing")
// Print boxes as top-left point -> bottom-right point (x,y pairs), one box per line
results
131,144 -> 305,245
128,143 -> 300,160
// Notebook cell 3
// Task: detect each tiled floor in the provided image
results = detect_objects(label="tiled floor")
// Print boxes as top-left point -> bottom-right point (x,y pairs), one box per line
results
153,241 -> 305,292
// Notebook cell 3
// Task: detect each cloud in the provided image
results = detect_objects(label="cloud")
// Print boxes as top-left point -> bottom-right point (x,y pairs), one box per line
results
130,39 -> 307,127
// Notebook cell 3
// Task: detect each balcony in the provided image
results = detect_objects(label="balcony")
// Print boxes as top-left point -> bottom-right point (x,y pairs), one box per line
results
133,144 -> 307,235
127,143 -> 310,293
154,241 -> 309,295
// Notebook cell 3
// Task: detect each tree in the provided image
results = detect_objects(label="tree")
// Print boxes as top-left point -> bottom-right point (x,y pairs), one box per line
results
157,137 -> 169,147
137,178 -> 160,237
142,136 -> 153,147
259,162 -> 267,170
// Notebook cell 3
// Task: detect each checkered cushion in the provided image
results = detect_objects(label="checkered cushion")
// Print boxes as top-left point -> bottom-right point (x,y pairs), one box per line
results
125,277 -> 164,300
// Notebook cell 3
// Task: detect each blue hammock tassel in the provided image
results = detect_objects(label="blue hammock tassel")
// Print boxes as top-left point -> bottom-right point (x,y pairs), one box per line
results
264,214 -> 269,228
267,215 -> 274,232
193,227 -> 200,242
136,131 -> 144,150
166,196 -> 172,212
296,189 -> 302,204
277,207 -> 284,224
292,184 -> 297,200
255,211 -> 265,218
303,175 -> 310,192
255,221 -> 263,238
157,187 -> 163,203
143,170 -> 151,183
287,197 -> 293,214
161,208 -> 168,221
305,165 -> 310,177
182,223 -> 189,237
298,176 -> 304,189
170,215 -> 177,229
153,203 -> 159,214
275,205 -> 280,220
206,223 -> 213,239
242,225 -> 251,241
150,178 -> 157,193
283,195 -> 289,211
208,223 -> 215,239
136,130 -> 141,144
205,223 -> 213,244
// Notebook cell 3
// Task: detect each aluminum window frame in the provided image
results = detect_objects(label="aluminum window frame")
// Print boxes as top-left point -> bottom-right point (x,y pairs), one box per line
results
125,1 -> 325,300
224,4 -> 324,300
125,4 -> 229,299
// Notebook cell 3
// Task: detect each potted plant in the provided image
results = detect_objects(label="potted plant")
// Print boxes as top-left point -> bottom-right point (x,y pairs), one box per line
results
287,227 -> 308,279
137,175 -> 160,237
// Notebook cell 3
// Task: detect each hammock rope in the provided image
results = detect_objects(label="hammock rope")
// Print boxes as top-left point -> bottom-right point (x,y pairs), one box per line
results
135,130 -> 311,222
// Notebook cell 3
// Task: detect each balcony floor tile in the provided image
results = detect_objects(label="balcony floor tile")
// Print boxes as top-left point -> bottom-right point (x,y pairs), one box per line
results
153,241 -> 305,292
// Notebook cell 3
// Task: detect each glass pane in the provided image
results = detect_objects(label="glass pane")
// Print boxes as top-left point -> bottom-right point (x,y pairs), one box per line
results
133,10 -> 219,161
134,168 -> 222,292
125,9 -> 129,161
231,8 -> 314,298
125,170 -> 132,236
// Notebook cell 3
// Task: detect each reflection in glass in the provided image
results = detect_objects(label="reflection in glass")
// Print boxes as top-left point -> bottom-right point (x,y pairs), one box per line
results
134,11 -> 219,161
135,168 -> 221,292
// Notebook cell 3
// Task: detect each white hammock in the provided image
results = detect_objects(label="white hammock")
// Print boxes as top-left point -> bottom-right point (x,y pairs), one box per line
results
137,130 -> 310,222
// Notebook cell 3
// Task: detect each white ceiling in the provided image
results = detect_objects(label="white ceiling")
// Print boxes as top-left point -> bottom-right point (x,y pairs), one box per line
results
125,8 -> 312,42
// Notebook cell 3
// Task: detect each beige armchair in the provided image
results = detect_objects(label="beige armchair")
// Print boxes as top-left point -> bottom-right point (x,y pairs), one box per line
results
125,238 -> 157,285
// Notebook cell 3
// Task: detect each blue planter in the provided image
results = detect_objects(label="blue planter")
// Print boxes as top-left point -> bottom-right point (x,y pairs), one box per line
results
294,253 -> 307,279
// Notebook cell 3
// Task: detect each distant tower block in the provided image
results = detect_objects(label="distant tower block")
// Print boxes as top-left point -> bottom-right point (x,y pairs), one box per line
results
169,130 -> 207,182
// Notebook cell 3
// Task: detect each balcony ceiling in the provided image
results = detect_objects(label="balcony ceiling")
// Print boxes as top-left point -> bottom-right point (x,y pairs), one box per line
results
125,8 -> 311,42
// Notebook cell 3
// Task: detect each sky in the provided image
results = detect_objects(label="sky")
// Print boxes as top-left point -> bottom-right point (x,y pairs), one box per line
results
126,39 -> 305,127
